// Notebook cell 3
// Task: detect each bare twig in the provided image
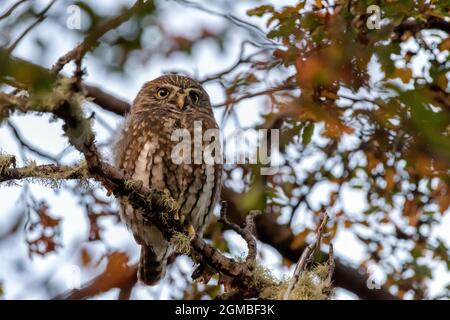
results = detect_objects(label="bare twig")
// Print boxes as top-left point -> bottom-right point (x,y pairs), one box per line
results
6,0 -> 57,54
51,0 -> 151,74
7,120 -> 59,163
218,201 -> 258,267
324,244 -> 335,295
283,214 -> 329,300
213,82 -> 297,109
200,42 -> 267,84
174,0 -> 279,49
0,0 -> 27,21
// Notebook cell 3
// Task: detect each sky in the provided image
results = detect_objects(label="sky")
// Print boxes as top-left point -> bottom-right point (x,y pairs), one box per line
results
0,0 -> 449,300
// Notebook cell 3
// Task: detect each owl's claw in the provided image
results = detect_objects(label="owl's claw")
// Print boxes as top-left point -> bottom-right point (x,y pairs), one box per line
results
187,224 -> 196,240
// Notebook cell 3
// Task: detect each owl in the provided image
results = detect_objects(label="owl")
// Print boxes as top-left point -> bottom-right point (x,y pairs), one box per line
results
113,75 -> 222,285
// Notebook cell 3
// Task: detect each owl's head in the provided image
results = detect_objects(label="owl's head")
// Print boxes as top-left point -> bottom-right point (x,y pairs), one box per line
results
133,74 -> 211,113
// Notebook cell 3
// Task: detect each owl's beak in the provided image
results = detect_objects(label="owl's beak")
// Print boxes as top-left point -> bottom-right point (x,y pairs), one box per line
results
175,92 -> 189,110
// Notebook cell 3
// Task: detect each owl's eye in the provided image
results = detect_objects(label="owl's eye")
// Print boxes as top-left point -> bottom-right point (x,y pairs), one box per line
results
156,88 -> 169,98
189,91 -> 200,103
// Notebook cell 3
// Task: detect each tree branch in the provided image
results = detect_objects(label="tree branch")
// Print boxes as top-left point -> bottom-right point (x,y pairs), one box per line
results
6,0 -> 56,54
83,84 -> 130,115
0,159 -> 87,184
394,16 -> 450,37
0,0 -> 27,21
6,120 -> 59,163
51,0 -> 153,74
283,214 -> 330,300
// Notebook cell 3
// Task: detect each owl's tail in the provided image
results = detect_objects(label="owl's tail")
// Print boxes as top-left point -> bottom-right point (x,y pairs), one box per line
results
138,245 -> 167,285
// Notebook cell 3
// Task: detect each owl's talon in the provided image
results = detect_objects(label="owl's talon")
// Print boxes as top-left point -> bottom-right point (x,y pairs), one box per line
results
187,224 -> 196,240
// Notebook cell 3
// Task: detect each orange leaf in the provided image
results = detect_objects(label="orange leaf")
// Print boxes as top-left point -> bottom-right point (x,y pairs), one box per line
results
439,37 -> 450,51
290,228 -> 311,250
385,167 -> 396,193
81,248 -> 92,266
393,68 -> 413,83
403,199 -> 419,227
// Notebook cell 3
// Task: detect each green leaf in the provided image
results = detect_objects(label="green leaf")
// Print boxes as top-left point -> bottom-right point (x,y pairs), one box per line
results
241,178 -> 266,211
247,5 -> 274,17
268,19 -> 297,39
302,123 -> 314,146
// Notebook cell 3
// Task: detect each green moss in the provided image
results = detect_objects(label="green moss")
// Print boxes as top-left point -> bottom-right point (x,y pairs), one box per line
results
0,154 -> 15,174
171,231 -> 191,254
1,158 -> 89,189
160,189 -> 179,212
251,262 -> 278,289
26,78 -> 94,151
27,78 -> 74,112
123,180 -> 135,190
259,263 -> 334,300
0,93 -> 26,122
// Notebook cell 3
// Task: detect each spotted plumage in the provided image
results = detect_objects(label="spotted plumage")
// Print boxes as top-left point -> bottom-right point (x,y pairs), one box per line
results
114,75 -> 222,285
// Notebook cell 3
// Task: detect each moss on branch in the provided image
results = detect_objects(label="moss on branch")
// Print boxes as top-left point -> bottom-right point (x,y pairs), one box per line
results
0,160 -> 89,186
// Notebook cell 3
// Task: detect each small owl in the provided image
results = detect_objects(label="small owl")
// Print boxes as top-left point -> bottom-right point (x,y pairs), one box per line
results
114,75 -> 222,285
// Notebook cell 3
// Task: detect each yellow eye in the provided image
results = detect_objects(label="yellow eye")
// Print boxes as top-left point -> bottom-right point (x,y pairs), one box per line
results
189,91 -> 200,103
156,88 -> 169,98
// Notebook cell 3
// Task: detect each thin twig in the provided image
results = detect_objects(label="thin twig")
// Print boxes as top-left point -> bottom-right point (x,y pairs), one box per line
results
6,0 -> 57,54
200,41 -> 267,84
7,120 -> 59,163
325,244 -> 335,285
0,0 -> 27,21
283,214 -> 329,300
174,0 -> 280,49
213,82 -> 297,109
51,0 -> 150,74
219,201 -> 258,267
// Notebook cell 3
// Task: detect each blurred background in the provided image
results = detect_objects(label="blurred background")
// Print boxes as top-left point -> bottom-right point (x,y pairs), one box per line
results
0,0 -> 449,299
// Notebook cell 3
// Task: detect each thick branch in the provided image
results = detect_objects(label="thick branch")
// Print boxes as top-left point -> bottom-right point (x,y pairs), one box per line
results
394,17 -> 450,36
0,160 -> 87,183
84,84 -> 130,115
